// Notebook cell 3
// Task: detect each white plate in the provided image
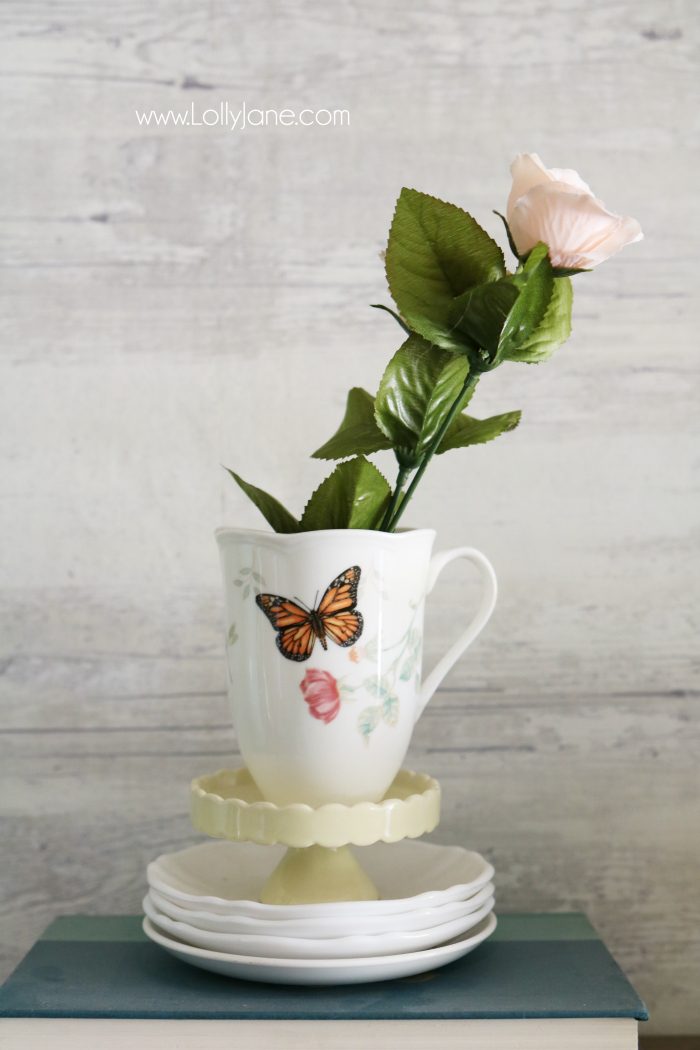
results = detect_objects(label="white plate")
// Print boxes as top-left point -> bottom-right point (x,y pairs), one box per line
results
142,911 -> 496,985
148,880 -> 495,938
144,892 -> 495,960
147,840 -> 494,919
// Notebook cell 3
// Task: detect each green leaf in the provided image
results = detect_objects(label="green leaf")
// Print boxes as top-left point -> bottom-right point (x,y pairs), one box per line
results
358,705 -> 382,739
370,303 -> 411,335
438,409 -> 522,453
418,353 -> 471,458
312,388 -> 392,461
493,210 -> 521,261
225,469 -> 300,534
300,457 -> 391,531
450,243 -> 555,368
374,334 -> 471,463
362,637 -> 379,661
498,244 -> 554,360
385,188 -> 506,351
363,676 -> 382,698
450,280 -> 520,358
507,276 -> 573,363
382,692 -> 399,725
551,266 -> 589,278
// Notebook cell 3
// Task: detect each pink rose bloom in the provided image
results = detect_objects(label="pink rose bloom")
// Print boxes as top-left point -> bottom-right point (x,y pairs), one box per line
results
300,669 -> 341,724
506,153 -> 642,270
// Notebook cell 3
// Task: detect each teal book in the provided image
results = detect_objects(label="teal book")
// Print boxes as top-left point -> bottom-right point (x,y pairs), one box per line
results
0,913 -> 647,1050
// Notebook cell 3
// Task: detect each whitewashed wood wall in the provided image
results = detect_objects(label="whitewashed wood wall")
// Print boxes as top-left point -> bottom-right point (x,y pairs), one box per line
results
1,0 -> 698,1036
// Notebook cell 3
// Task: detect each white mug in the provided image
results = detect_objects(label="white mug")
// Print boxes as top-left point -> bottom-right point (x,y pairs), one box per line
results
216,528 -> 497,806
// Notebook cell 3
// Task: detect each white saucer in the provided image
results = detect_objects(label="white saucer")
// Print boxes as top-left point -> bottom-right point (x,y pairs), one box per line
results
144,892 -> 495,960
148,840 -> 494,919
148,880 -> 495,938
142,911 -> 497,985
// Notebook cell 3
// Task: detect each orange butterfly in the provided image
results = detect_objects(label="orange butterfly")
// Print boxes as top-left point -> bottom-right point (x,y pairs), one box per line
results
255,566 -> 363,662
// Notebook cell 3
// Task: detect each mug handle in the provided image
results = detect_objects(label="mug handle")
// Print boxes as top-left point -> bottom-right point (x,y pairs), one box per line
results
416,547 -> 498,722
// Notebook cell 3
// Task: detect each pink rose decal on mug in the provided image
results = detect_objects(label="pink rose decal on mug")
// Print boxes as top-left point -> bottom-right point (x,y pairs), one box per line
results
300,669 -> 341,725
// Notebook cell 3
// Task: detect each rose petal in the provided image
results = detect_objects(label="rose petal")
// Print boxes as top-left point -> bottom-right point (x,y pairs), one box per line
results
508,185 -> 600,259
300,668 -> 341,725
507,153 -> 550,216
547,167 -> 594,195
509,182 -> 642,269
572,213 -> 644,267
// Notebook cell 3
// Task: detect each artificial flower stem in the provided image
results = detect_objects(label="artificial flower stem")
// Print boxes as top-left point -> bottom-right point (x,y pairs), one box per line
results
386,372 -> 479,532
379,465 -> 411,531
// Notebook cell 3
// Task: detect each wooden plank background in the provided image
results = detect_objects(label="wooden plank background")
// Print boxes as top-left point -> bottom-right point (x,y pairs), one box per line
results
1,0 -> 698,1035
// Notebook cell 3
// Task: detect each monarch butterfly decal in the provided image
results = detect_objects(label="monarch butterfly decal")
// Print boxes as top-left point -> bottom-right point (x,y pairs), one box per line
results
255,566 -> 364,662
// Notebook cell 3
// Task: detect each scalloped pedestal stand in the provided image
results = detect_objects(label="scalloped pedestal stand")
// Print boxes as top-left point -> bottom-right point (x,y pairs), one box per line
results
190,768 -> 441,905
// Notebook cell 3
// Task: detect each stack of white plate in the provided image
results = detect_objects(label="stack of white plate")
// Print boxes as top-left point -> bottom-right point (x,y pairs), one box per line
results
143,840 -> 497,985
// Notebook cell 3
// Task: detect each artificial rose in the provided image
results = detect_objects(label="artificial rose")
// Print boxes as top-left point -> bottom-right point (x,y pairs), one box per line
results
506,153 -> 642,270
300,668 -> 341,724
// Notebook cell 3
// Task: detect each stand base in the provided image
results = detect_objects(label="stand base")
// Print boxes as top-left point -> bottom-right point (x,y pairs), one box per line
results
189,767 -> 441,904
260,845 -> 379,905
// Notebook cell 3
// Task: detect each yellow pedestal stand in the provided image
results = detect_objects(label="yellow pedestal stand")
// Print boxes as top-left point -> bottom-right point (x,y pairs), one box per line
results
190,768 -> 441,905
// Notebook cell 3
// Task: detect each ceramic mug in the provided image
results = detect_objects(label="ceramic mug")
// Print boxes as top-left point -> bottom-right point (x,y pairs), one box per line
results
216,527 -> 497,806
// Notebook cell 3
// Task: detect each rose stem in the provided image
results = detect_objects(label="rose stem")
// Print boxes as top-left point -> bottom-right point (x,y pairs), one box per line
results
379,465 -> 411,531
386,372 -> 478,532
